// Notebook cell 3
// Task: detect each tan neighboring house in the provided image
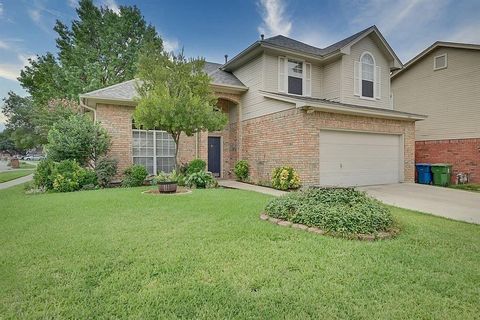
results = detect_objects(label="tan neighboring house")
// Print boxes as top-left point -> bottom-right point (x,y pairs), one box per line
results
391,42 -> 480,183
80,25 -> 425,187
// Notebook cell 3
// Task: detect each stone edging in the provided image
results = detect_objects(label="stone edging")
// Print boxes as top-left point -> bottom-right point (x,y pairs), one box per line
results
260,213 -> 399,241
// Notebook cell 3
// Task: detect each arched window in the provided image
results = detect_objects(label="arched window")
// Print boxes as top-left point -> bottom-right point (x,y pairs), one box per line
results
360,52 -> 375,98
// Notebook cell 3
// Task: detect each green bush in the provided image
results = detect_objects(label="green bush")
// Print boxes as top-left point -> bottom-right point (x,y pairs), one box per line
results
52,160 -> 85,192
122,164 -> 148,187
185,171 -> 216,189
46,114 -> 110,166
34,159 -> 56,189
265,188 -> 394,235
95,158 -> 118,188
79,169 -> 98,187
186,159 -> 206,175
271,166 -> 301,190
233,160 -> 249,181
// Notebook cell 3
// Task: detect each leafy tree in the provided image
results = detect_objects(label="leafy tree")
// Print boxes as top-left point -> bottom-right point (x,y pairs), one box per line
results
46,115 -> 110,167
1,92 -> 39,149
134,47 -> 227,168
1,92 -> 81,149
19,0 -> 163,106
34,98 -> 82,142
0,129 -> 17,154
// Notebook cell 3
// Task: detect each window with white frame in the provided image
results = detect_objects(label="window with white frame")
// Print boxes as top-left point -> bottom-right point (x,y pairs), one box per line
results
354,52 -> 381,100
288,59 -> 303,95
361,53 -> 374,98
132,129 -> 176,175
278,57 -> 312,96
434,53 -> 447,70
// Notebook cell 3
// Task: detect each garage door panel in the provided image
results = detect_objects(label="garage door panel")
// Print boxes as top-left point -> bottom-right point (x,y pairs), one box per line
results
319,130 -> 402,186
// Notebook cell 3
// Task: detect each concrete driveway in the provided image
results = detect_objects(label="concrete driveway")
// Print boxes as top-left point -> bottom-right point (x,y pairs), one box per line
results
358,183 -> 480,224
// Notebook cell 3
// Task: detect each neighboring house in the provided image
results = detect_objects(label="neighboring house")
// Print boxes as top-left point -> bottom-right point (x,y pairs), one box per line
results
80,25 -> 425,186
391,42 -> 480,183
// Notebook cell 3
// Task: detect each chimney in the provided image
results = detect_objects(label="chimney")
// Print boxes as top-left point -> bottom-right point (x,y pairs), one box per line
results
224,54 -> 228,64
261,34 -> 264,40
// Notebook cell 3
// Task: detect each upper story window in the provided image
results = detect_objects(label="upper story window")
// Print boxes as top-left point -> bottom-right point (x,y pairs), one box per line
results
361,53 -> 374,98
434,53 -> 447,70
288,59 -> 303,95
278,57 -> 312,96
354,52 -> 381,100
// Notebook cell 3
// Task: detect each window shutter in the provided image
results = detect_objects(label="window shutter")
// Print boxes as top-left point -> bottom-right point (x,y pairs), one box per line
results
304,62 -> 312,96
354,61 -> 360,96
278,57 -> 286,92
375,66 -> 381,99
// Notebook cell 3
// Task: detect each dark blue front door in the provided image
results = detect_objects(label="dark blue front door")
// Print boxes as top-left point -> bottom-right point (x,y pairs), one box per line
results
208,137 -> 221,177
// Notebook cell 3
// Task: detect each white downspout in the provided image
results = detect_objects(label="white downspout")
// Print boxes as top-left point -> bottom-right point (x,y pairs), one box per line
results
79,97 -> 97,122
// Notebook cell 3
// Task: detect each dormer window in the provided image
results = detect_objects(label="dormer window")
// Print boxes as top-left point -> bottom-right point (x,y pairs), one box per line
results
278,57 -> 312,96
354,52 -> 381,100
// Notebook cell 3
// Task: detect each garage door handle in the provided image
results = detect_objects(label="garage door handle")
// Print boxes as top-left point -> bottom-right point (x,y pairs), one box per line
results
340,163 -> 343,168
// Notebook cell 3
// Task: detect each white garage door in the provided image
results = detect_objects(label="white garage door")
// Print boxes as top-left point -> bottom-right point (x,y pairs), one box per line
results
319,130 -> 403,186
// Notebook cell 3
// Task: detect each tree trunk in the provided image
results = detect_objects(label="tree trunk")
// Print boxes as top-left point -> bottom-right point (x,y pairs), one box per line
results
173,132 -> 180,170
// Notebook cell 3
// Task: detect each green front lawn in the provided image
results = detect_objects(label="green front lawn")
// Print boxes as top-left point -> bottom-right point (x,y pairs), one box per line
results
0,170 -> 34,183
1,186 -> 479,319
449,183 -> 480,193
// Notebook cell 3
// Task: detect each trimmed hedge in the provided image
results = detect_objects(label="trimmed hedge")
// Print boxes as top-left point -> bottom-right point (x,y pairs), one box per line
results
265,188 -> 394,235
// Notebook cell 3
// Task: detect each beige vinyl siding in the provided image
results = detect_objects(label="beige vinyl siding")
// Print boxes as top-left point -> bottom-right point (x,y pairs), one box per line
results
233,53 -> 294,120
322,58 -> 341,101
311,63 -> 323,98
341,35 -> 391,109
392,47 -> 480,140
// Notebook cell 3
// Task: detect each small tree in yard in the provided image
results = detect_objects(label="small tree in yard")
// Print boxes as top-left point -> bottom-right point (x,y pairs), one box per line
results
46,114 -> 110,167
134,45 -> 227,168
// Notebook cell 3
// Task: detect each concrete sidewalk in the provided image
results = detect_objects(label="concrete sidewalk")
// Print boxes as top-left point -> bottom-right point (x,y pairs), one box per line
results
218,180 -> 287,197
359,183 -> 480,224
0,174 -> 33,190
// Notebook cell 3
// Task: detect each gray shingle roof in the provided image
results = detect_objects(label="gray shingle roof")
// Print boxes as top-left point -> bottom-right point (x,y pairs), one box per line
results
204,62 -> 246,87
261,26 -> 375,57
81,79 -> 140,100
81,62 -> 246,100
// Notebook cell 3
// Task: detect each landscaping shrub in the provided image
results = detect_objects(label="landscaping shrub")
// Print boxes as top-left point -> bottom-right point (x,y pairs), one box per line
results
52,160 -> 86,193
34,159 -> 56,189
233,160 -> 249,181
122,164 -> 148,187
271,166 -> 301,190
79,169 -> 98,188
95,158 -> 118,188
46,114 -> 110,166
185,170 -> 216,189
186,159 -> 206,175
264,188 -> 394,235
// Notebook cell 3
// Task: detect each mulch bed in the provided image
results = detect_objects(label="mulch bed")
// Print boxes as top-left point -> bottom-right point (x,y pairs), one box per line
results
143,187 -> 192,195
260,213 -> 399,241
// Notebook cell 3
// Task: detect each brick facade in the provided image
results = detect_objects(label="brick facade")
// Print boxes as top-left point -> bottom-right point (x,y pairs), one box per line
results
96,98 -> 415,186
95,93 -> 241,179
241,108 -> 415,185
415,138 -> 480,183
96,104 -> 135,178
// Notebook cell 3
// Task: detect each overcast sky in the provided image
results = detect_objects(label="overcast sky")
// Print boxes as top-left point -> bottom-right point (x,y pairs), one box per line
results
1,0 -> 479,130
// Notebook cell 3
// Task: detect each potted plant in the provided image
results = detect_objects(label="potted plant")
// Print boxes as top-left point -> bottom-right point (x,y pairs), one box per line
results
154,171 -> 178,193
